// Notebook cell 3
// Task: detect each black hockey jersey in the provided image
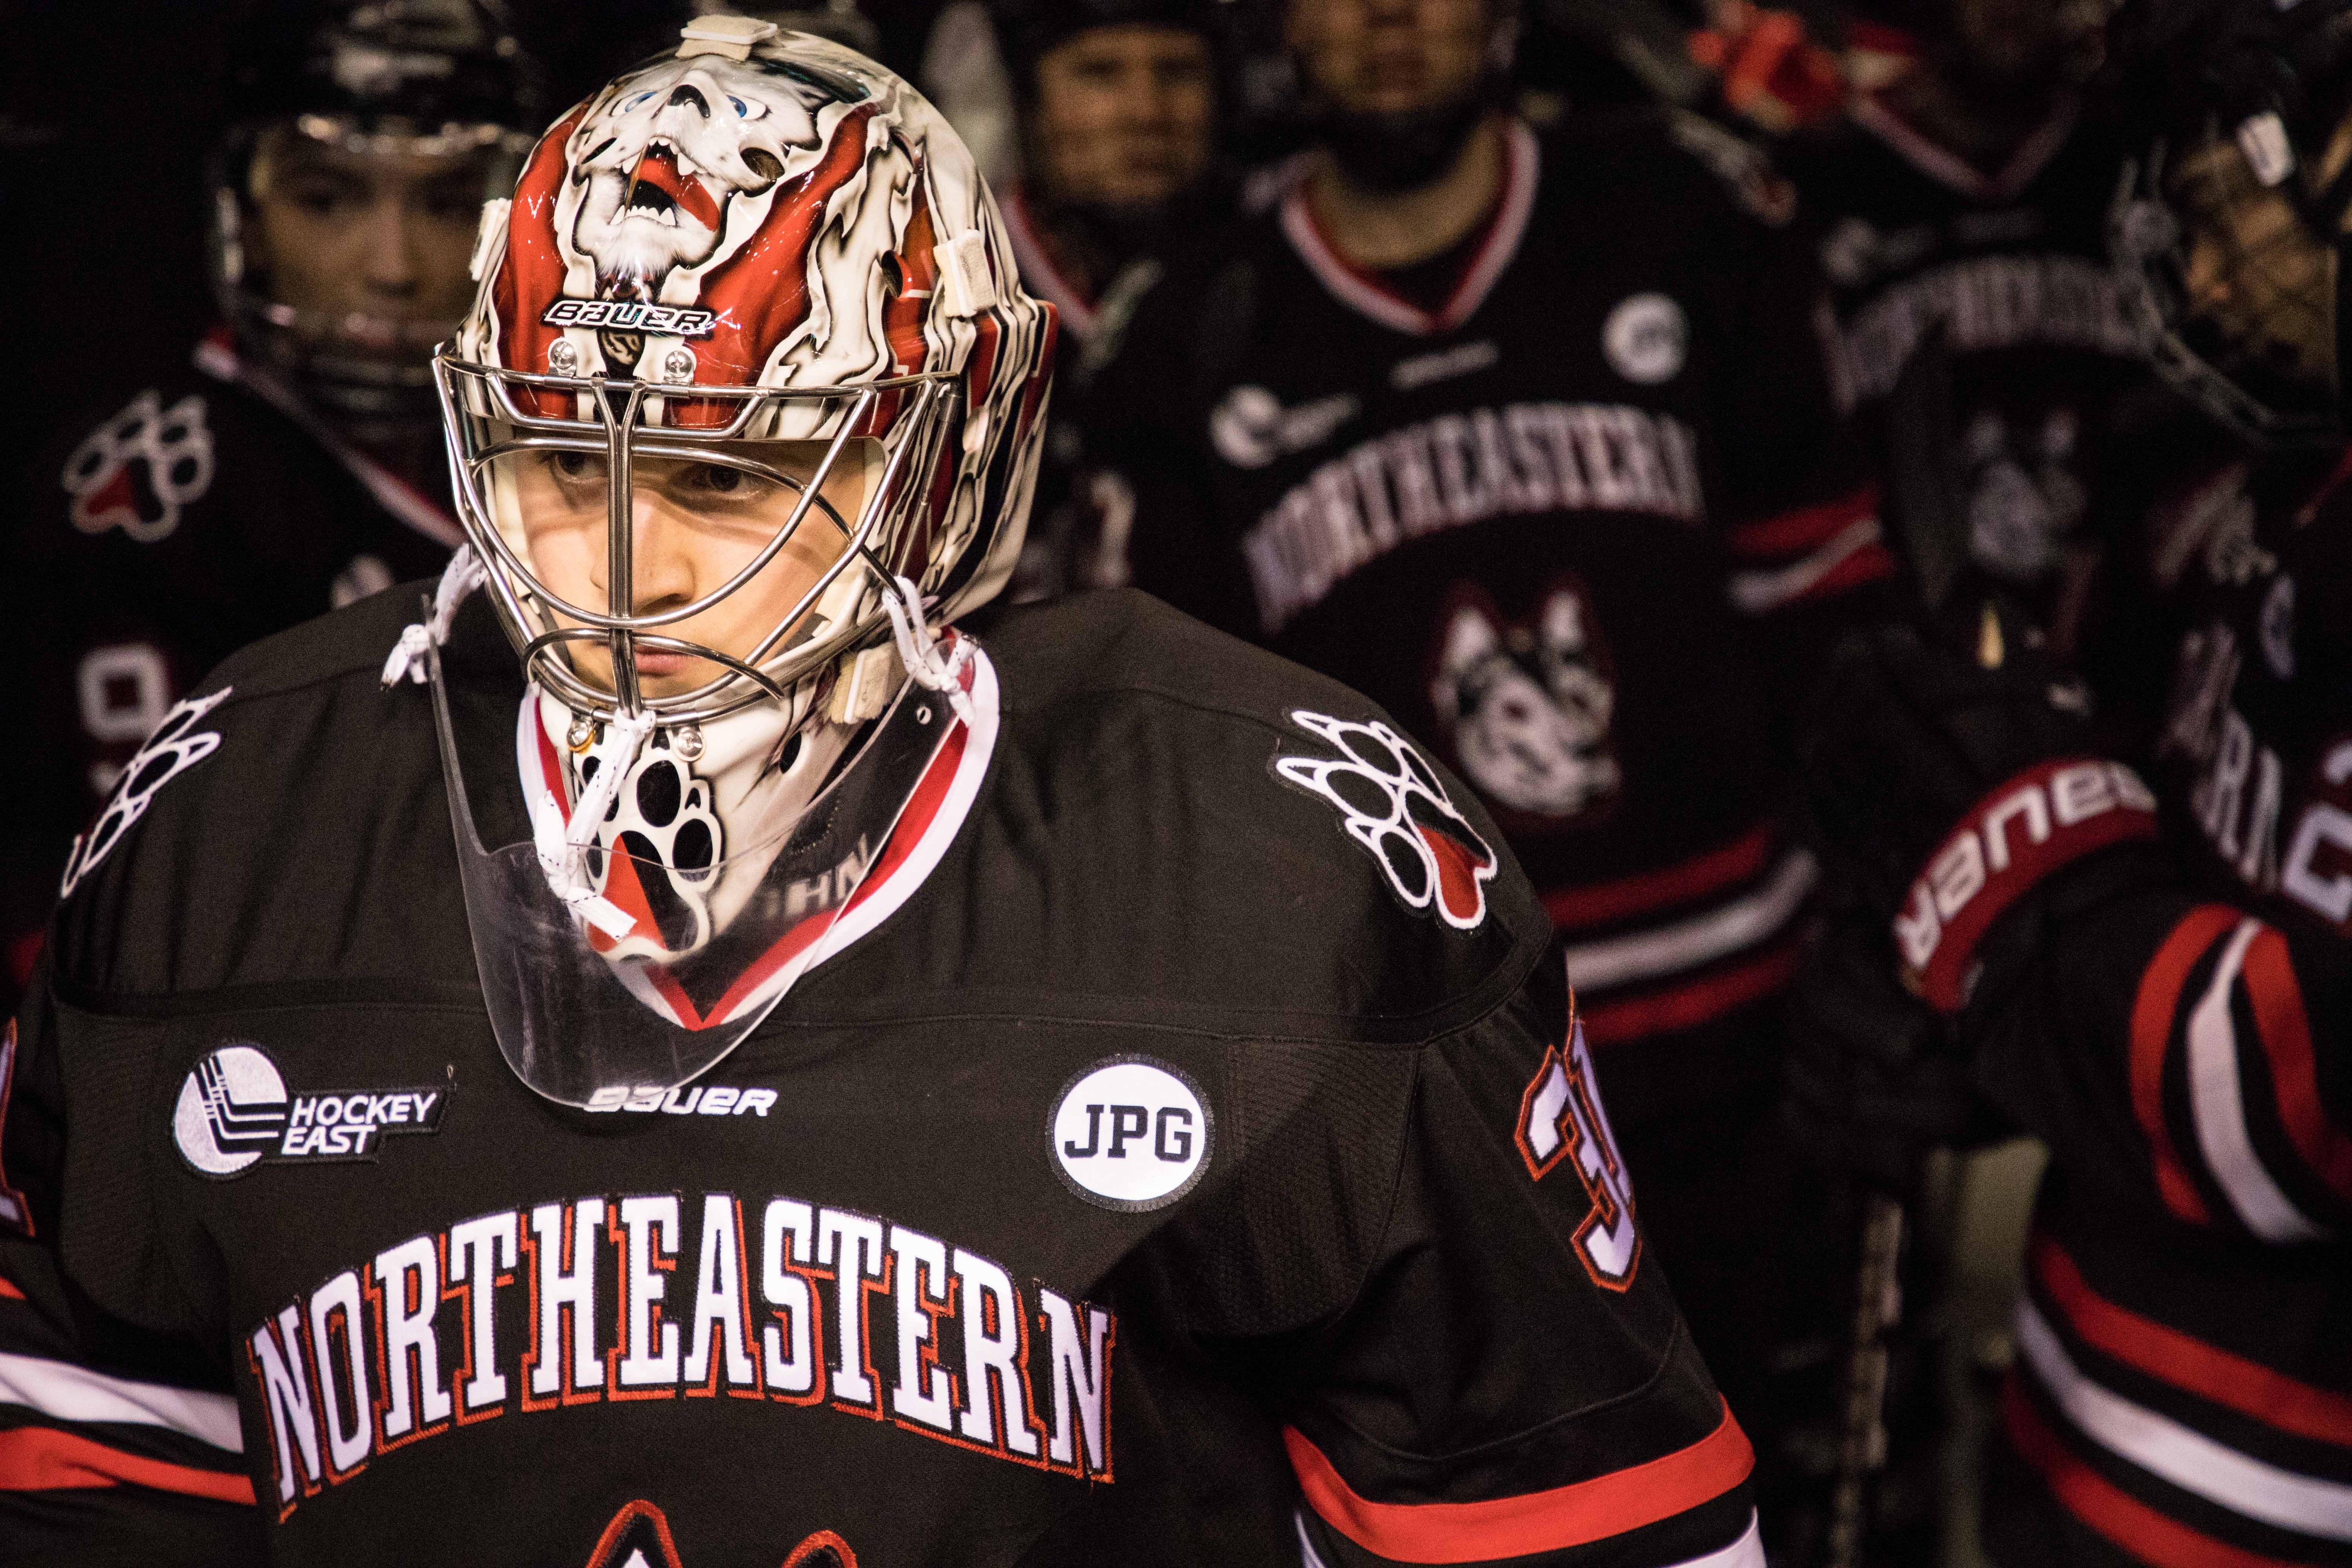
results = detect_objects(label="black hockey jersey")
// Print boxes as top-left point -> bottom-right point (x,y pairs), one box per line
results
1785,93 -> 2159,651
1000,185 -> 1171,604
0,586 -> 1760,1566
1,332 -> 457,1002
1086,110 -> 1887,1073
1961,451 -> 2352,1566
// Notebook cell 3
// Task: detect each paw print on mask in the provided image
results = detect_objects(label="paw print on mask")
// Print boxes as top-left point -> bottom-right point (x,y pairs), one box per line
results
1275,710 -> 1499,930
59,688 -> 231,900
575,731 -> 725,960
60,390 -> 216,543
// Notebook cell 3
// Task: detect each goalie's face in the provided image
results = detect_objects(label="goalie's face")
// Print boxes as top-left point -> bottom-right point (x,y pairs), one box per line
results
510,441 -> 876,698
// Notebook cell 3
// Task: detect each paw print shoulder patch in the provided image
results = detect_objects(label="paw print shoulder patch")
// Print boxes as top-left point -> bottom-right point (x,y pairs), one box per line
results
1273,710 -> 1498,930
60,390 -> 216,543
59,688 -> 230,900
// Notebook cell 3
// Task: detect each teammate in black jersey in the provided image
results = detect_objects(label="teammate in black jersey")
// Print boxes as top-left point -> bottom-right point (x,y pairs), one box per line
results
1774,4 -> 2163,1552
987,0 -> 1223,601
1800,3 -> 2352,1561
0,20 -> 1762,1564
1081,0 -> 1888,1492
0,0 -> 541,1014
1785,0 -> 2144,657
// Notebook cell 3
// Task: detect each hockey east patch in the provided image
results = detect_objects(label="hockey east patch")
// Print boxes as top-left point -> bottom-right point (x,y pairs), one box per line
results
173,1043 -> 447,1177
1274,710 -> 1498,930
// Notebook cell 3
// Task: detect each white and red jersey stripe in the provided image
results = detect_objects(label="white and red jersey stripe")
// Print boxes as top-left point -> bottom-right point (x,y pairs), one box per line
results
2127,907 -> 2352,1241
1278,121 -> 1543,340
516,642 -> 1000,1034
0,1261 -> 254,1508
1992,893 -> 2352,1565
1722,485 -> 1893,617
1546,825 -> 1817,1046
2005,1230 -> 2352,1564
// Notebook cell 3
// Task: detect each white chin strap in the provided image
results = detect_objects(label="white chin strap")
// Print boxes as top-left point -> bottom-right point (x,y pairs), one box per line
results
381,546 -> 488,688
532,711 -> 655,941
884,573 -> 975,726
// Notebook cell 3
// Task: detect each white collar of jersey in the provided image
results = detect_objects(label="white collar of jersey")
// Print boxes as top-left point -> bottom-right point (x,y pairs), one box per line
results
512,639 -> 1001,1032
1279,119 -> 1540,338
1849,91 -> 2078,207
1004,186 -> 1100,342
192,330 -> 463,551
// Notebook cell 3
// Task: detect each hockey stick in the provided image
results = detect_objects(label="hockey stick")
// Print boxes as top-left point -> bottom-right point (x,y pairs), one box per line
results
1825,1191 -> 1903,1568
1821,321 -> 1966,1568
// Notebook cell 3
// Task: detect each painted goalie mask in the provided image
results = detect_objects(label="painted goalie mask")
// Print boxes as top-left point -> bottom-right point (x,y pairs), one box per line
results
426,16 -> 1054,1106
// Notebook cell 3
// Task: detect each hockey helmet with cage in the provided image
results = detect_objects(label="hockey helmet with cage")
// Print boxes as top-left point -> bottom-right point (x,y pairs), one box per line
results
2105,0 -> 2352,445
427,16 -> 1057,1107
211,0 -> 546,436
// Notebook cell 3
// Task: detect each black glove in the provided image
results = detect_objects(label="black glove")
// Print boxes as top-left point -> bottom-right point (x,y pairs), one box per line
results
1799,605 -> 2158,1012
1782,906 -> 1993,1192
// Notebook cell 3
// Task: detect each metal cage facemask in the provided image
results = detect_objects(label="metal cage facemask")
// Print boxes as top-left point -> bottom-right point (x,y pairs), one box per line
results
437,352 -> 962,735
2111,125 -> 2352,450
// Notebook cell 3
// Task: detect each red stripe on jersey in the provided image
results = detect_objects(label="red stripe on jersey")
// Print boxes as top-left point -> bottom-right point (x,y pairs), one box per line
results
0,1428 -> 256,1504
2240,927 -> 2352,1205
1283,1400 -> 1752,1563
1543,828 -> 1775,933
1725,486 -> 1880,560
0,1276 -> 23,1300
2034,1236 -> 2352,1448
1788,540 -> 1897,606
1580,943 -> 1801,1046
2132,907 -> 2238,1225
2001,1377 -> 2300,1568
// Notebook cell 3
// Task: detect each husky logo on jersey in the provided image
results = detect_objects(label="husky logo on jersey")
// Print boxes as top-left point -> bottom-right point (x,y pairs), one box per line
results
580,1500 -> 857,1568
1516,1014 -> 1640,1290
1276,711 -> 1498,930
172,1043 -> 447,1178
1430,581 -> 1619,820
60,389 -> 215,543
1962,405 -> 2087,583
1051,1057 -> 1213,1212
58,686 -> 230,901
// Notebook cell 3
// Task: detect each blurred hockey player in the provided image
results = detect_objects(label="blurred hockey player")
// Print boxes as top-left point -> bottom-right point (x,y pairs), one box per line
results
1777,3 -> 2152,1552
988,0 -> 1223,599
0,0 -> 541,1005
1799,2 -> 2352,1561
1785,0 -> 2149,671
1082,0 -> 1890,1486
0,18 -> 1764,1564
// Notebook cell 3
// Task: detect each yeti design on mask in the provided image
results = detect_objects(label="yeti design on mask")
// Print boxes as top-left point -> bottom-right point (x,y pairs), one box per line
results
1429,581 -> 1620,821
567,56 -> 855,296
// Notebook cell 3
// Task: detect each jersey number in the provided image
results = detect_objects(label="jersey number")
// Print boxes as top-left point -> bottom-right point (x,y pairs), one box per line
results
1515,1021 -> 1639,1291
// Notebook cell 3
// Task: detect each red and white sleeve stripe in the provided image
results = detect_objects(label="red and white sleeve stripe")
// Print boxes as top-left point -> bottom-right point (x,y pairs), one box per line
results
1722,486 -> 1893,615
0,1347 -> 253,1504
2130,907 -> 2352,1241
